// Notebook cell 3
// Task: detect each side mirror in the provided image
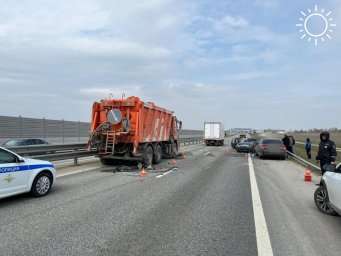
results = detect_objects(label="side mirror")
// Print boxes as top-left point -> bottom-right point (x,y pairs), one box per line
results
323,164 -> 336,173
16,156 -> 25,163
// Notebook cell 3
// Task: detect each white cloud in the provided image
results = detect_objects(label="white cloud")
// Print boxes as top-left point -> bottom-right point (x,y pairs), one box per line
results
80,85 -> 144,100
215,16 -> 250,29
212,15 -> 275,43
224,71 -> 272,81
255,0 -> 279,9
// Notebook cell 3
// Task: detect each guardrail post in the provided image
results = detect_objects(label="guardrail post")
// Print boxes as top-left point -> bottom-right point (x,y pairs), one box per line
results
43,117 -> 46,140
19,115 -> 22,138
73,149 -> 78,166
78,120 -> 80,142
62,119 -> 65,143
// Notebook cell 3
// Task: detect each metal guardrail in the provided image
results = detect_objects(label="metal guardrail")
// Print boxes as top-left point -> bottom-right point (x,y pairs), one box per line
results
5,143 -> 96,165
5,137 -> 204,165
286,150 -> 321,171
295,141 -> 341,152
181,137 -> 203,145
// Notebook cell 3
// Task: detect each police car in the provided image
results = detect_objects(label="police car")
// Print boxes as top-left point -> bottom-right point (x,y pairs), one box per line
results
0,147 -> 56,199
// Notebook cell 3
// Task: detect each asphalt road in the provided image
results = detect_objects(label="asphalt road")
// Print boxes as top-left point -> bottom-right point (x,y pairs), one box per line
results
0,138 -> 340,256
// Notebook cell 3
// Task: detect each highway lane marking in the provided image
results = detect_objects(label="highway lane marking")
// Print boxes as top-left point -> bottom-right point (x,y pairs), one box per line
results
248,155 -> 274,256
156,169 -> 174,178
57,167 -> 99,178
204,152 -> 210,156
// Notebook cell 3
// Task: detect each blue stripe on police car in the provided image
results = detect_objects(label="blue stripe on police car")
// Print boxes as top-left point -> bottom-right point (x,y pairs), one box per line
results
0,164 -> 54,174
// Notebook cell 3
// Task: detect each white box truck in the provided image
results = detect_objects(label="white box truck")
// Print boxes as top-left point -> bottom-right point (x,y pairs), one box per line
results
204,122 -> 225,146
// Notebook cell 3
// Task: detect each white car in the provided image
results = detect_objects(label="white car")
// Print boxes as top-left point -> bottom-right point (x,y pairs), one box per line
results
314,163 -> 341,216
0,147 -> 56,199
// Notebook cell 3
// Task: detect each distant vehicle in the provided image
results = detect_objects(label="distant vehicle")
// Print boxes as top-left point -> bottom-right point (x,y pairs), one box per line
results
231,138 -> 240,149
2,139 -> 49,147
236,141 -> 254,153
314,164 -> 341,216
239,132 -> 247,139
0,147 -> 56,199
255,138 -> 286,160
204,122 -> 225,146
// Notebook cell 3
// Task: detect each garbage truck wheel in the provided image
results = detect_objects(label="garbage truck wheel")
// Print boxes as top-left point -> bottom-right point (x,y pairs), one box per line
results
143,145 -> 154,166
153,144 -> 162,164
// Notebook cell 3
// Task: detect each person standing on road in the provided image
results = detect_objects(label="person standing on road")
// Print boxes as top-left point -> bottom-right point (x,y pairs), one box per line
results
305,138 -> 312,159
316,132 -> 337,175
282,135 -> 290,151
289,136 -> 296,154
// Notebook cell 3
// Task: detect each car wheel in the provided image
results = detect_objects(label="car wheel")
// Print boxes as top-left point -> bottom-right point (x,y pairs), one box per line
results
314,186 -> 337,216
259,155 -> 263,159
31,173 -> 52,197
153,144 -> 162,164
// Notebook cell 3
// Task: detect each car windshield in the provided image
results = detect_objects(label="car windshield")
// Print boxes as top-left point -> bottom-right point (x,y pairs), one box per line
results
3,139 -> 25,146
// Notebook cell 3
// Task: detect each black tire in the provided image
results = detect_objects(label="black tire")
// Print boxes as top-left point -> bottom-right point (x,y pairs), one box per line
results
153,144 -> 162,164
143,145 -> 154,166
314,186 -> 337,216
100,158 -> 115,165
259,155 -> 263,159
31,172 -> 52,197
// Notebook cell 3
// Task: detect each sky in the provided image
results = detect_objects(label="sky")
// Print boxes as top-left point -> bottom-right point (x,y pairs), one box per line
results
0,0 -> 340,130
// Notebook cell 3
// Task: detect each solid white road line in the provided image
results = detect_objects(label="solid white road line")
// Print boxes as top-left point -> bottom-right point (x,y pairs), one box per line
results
248,155 -> 273,256
156,169 -> 174,178
57,167 -> 99,178
203,152 -> 210,156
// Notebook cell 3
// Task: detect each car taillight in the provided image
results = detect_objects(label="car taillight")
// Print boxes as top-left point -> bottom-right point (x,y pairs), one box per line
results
280,146 -> 286,150
260,145 -> 268,150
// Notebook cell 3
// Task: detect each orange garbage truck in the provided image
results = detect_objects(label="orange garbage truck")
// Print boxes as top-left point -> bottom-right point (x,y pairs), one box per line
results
88,96 -> 182,166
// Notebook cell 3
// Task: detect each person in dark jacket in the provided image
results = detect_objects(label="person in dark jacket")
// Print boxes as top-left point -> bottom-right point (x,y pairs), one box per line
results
282,135 -> 290,151
316,132 -> 337,175
289,135 -> 295,154
305,138 -> 312,159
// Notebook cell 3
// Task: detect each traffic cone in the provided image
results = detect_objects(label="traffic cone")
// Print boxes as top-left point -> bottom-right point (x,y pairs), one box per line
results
304,169 -> 312,182
140,168 -> 147,177
171,160 -> 177,166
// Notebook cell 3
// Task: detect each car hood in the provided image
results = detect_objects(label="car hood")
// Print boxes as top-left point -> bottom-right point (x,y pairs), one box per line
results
22,158 -> 54,167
